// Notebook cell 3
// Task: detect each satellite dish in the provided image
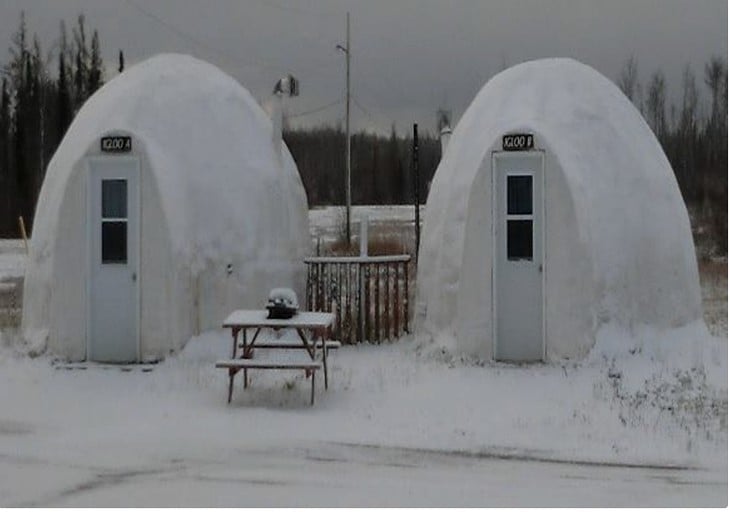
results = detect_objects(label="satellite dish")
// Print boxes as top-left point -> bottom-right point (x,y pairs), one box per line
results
273,74 -> 299,97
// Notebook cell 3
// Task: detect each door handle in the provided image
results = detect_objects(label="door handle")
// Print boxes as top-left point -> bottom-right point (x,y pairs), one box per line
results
132,272 -> 137,282
538,264 -> 543,273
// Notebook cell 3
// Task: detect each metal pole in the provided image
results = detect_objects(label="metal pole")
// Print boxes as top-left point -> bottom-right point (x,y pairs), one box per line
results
413,123 -> 420,260
345,11 -> 352,245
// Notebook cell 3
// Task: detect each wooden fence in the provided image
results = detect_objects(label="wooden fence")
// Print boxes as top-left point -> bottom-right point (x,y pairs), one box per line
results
304,255 -> 411,344
0,278 -> 22,328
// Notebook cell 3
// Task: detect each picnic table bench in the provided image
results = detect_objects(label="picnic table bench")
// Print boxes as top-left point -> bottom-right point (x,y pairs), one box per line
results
217,310 -> 336,405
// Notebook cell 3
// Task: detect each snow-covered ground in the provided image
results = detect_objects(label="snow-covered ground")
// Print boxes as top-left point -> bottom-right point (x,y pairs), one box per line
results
0,206 -> 726,506
0,324 -> 726,506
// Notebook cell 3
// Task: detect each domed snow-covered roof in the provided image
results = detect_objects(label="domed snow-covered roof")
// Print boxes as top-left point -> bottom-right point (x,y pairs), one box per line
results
32,53 -> 308,270
418,58 -> 702,352
23,54 -> 310,358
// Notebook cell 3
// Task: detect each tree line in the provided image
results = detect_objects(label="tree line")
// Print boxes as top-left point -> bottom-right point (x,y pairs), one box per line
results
0,13 -> 726,254
0,12 -> 106,237
618,55 -> 727,254
284,125 -> 440,207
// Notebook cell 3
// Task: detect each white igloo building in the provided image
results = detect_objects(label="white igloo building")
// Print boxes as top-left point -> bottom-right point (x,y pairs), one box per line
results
416,58 -> 702,362
22,54 -> 310,363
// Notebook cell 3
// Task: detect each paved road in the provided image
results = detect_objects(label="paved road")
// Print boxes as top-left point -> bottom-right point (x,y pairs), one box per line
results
2,442 -> 725,507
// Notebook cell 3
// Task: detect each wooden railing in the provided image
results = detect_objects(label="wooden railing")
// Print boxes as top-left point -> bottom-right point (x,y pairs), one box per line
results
0,278 -> 22,328
304,255 -> 411,344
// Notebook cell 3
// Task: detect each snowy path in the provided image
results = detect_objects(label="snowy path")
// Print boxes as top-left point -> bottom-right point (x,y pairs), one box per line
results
1,440 -> 724,507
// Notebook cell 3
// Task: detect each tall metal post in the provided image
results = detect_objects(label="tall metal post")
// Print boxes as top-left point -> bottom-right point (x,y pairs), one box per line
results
345,12 -> 352,244
413,123 -> 420,260
337,14 -> 352,244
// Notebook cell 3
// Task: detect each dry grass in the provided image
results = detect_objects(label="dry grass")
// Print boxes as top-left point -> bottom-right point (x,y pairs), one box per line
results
321,226 -> 413,257
697,256 -> 727,337
697,257 -> 728,281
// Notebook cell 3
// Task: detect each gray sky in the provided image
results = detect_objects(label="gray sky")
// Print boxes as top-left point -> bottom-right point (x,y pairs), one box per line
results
0,0 -> 727,135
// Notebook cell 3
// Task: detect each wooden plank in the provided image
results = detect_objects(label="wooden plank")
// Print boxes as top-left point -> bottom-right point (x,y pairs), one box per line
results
323,262 -> 328,312
356,264 -> 363,343
364,263 -> 371,342
222,310 -> 335,329
345,263 -> 351,344
215,360 -> 321,370
305,264 -> 311,311
384,262 -> 390,341
404,261 -> 409,333
336,263 -> 342,341
374,263 -> 380,343
394,262 -> 400,337
305,255 -> 411,264
239,341 -> 341,350
316,262 -> 322,311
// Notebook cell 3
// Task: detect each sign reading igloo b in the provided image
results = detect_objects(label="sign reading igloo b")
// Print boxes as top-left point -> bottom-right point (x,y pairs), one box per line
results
22,54 -> 310,363
416,58 -> 703,363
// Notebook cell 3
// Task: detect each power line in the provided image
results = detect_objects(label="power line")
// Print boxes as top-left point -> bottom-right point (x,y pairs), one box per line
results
252,0 -> 342,19
124,0 -> 289,74
352,95 -> 395,132
287,97 -> 343,119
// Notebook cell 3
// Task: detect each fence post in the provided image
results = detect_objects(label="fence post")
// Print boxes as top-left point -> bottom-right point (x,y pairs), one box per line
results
345,263 -> 352,343
374,263 -> 381,343
357,263 -> 363,343
403,261 -> 410,334
358,216 -> 367,342
384,263 -> 390,340
393,263 -> 402,338
360,214 -> 369,257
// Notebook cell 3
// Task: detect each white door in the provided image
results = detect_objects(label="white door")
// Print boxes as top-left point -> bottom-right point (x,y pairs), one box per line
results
493,152 -> 544,362
88,158 -> 139,362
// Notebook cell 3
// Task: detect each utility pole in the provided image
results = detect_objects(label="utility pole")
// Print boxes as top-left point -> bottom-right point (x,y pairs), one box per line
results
413,123 -> 420,260
337,12 -> 352,244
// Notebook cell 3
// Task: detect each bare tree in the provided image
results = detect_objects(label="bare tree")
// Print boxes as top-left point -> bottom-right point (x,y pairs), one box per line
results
646,69 -> 667,139
704,57 -> 725,135
618,55 -> 643,111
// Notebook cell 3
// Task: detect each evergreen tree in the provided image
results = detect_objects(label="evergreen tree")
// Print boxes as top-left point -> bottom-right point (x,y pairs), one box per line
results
0,78 -> 10,234
57,50 -> 71,141
646,70 -> 667,141
88,30 -> 103,93
72,14 -> 88,110
6,12 -> 30,233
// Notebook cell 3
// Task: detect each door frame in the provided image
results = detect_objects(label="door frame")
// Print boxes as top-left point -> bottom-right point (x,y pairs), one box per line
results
85,156 -> 142,362
491,150 -> 546,361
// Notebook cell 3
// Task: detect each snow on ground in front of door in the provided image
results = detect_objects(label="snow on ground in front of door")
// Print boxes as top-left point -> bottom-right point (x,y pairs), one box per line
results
0,320 -> 725,506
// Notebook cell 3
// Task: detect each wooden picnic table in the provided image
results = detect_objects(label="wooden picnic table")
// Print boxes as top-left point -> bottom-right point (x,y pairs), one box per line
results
218,310 -> 336,405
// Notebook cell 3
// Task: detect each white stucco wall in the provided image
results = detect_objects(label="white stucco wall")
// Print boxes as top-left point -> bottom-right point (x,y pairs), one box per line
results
453,132 -> 594,361
416,58 -> 702,361
22,54 -> 310,361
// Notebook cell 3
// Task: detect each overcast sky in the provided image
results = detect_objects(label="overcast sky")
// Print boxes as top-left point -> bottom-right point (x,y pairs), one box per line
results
0,0 -> 727,134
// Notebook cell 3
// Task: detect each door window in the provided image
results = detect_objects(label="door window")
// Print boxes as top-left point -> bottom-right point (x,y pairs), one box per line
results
100,179 -> 127,264
506,175 -> 533,261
